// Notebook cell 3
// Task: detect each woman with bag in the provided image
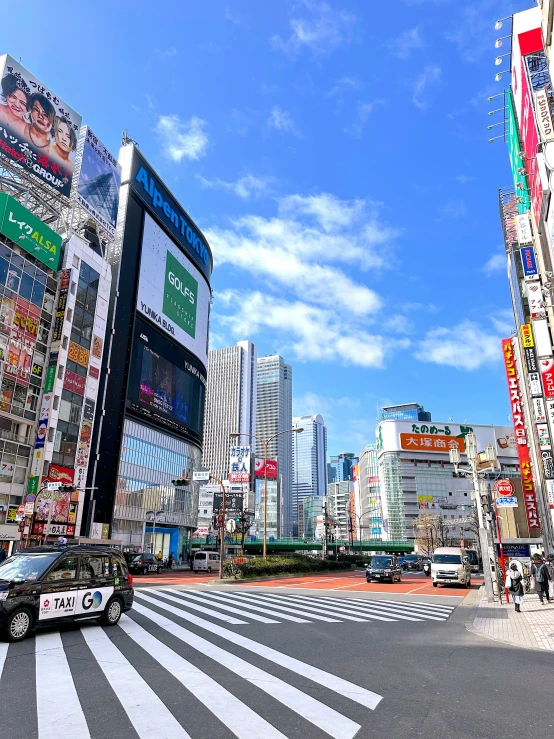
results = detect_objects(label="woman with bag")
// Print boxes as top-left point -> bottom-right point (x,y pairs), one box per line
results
531,556 -> 551,604
505,562 -> 525,612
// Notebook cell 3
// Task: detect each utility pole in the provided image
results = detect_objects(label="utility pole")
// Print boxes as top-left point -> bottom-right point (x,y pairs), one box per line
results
450,433 -> 496,602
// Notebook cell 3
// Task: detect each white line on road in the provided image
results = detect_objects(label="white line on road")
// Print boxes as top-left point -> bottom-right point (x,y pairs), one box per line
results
132,592 -> 382,710
162,588 -> 281,623
81,625 -> 191,739
0,642 -> 7,681
233,591 -> 372,622
213,590 -> 341,622
119,615 -> 289,739
176,588 -> 321,622
128,608 -> 361,739
35,631 -> 91,739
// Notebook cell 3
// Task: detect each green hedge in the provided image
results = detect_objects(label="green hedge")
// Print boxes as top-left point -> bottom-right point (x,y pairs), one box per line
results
222,556 -> 351,579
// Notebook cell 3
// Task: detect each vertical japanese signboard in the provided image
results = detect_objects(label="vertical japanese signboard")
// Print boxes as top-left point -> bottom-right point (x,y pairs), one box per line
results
229,445 -> 251,482
501,339 -> 541,531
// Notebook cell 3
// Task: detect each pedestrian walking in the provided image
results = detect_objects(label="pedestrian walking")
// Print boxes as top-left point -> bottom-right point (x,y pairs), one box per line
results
505,562 -> 525,612
157,550 -> 163,563
531,556 -> 551,604
167,553 -> 174,569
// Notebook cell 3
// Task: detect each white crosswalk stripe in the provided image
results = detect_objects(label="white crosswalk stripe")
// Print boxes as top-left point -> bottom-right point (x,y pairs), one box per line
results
0,601 -> 383,738
137,588 -> 455,625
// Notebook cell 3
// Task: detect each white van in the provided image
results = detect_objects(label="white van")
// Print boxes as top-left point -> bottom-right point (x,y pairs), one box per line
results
193,551 -> 220,573
431,547 -> 471,588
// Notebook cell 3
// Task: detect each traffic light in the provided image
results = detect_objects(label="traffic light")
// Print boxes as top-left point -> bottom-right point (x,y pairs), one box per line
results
59,485 -> 76,493
235,516 -> 241,524
172,479 -> 188,487
480,493 -> 491,515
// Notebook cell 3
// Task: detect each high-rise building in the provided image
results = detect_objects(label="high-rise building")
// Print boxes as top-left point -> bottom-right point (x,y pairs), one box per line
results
291,414 -> 327,536
327,452 -> 358,484
202,340 -> 257,482
380,403 -> 431,422
255,355 -> 292,537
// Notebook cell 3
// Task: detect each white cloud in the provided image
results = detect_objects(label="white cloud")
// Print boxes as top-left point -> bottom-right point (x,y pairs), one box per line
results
214,290 -> 407,367
327,76 -> 362,98
482,253 -> 505,276
490,309 -> 513,335
446,0 -> 517,63
155,114 -> 209,162
387,27 -> 424,60
412,65 -> 441,109
344,100 -> 384,138
153,47 -> 177,59
268,106 -> 301,136
197,173 -> 274,199
438,199 -> 466,219
414,319 -> 502,370
271,1 -> 356,56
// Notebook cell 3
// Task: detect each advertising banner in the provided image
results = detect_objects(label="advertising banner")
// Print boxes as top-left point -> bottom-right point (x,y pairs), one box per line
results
546,400 -> 554,431
92,335 -> 103,359
68,341 -> 89,368
63,368 -> 86,396
0,193 -> 61,270
520,245 -> 539,278
532,318 -> 553,358
537,423 -> 551,450
526,282 -> 544,318
515,213 -> 533,244
534,87 -> 554,142
1,295 -> 40,386
75,398 -> 94,468
542,449 -> 554,479
528,372 -> 542,397
501,339 -> 541,530
75,127 -> 121,234
399,432 -> 465,453
524,346 -> 539,373
521,323 -> 534,348
496,497 -> 519,508
136,213 -> 210,367
213,492 -> 243,512
507,89 -> 530,216
52,269 -> 71,344
540,358 -> 554,397
0,55 -> 81,197
254,459 -> 278,479
533,397 -> 547,424
546,479 -> 554,508
229,445 -> 251,482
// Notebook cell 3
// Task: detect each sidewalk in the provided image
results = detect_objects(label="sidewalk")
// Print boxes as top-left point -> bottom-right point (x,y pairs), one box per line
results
468,588 -> 554,652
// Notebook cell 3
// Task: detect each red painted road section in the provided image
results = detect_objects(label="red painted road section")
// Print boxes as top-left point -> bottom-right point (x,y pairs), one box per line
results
137,569 -> 482,596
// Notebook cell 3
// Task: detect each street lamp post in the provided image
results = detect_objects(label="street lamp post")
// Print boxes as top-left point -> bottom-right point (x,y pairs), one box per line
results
230,427 -> 303,558
144,509 -> 165,554
449,433 -> 496,602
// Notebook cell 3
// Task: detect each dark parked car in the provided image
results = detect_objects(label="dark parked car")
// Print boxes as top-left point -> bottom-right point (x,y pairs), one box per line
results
128,553 -> 162,575
402,555 -> 422,571
366,555 -> 402,583
0,544 -> 134,641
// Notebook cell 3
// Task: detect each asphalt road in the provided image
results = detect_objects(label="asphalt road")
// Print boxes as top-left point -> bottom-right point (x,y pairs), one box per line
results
0,585 -> 552,739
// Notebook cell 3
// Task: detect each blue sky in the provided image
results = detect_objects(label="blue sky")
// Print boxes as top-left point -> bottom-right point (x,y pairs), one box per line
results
4,0 -> 524,454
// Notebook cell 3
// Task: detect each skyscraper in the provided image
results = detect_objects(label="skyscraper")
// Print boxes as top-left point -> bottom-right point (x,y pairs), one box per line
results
380,403 -> 431,422
202,341 -> 257,482
292,414 -> 327,536
255,355 -> 292,537
327,453 -> 358,484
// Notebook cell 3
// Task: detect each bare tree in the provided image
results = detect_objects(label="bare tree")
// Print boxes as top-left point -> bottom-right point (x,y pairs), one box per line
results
413,514 -> 449,556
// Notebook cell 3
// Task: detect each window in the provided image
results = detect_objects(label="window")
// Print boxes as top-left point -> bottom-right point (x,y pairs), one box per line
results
62,336 -> 68,349
67,308 -> 73,322
53,395 -> 60,411
46,556 -> 79,582
81,555 -> 111,580
58,364 -> 64,380
111,557 -> 126,577
47,427 -> 55,443
73,254 -> 80,269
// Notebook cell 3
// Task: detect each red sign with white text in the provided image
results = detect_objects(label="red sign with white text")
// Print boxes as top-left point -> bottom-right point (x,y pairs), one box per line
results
254,459 -> 278,479
540,359 -> 554,398
502,339 -> 541,530
63,369 -> 86,396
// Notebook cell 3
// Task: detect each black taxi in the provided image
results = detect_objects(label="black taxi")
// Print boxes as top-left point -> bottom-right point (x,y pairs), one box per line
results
0,544 -> 134,641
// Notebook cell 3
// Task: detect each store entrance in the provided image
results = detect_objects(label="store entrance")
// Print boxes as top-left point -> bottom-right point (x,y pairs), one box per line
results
145,526 -> 179,560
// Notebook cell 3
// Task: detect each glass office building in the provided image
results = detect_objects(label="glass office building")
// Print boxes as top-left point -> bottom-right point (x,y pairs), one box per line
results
292,414 -> 327,536
380,403 -> 431,422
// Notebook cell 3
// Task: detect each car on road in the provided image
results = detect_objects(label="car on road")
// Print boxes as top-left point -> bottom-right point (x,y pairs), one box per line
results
193,551 -> 220,573
0,544 -> 134,642
366,555 -> 402,583
401,554 -> 422,571
128,553 -> 163,575
431,547 -> 471,588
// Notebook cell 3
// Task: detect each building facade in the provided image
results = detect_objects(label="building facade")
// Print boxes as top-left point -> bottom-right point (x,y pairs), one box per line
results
88,145 -> 213,560
380,403 -> 432,422
291,414 -> 327,536
327,452 -> 358,484
255,355 -> 292,537
202,340 -> 257,483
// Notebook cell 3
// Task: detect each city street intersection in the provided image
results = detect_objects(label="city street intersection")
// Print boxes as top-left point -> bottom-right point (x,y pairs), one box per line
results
1,573 -> 552,738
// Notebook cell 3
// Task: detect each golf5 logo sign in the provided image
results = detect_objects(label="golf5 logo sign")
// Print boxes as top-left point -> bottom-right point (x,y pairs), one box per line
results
164,250 -> 197,338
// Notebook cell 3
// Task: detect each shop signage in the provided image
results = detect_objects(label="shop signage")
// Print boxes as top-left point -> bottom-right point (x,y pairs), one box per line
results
515,213 -> 533,245
0,193 -> 61,271
399,433 -> 465,453
537,423 -> 551,450
68,341 -> 90,368
229,445 -> 250,482
254,459 -> 278,479
529,372 -> 542,397
542,449 -> 554,479
92,335 -> 103,359
498,544 -> 530,558
52,270 -> 71,344
524,346 -> 539,373
532,397 -> 547,423
63,369 -> 85,396
495,497 -> 518,508
494,479 -> 514,496
520,246 -> 538,278
89,365 -> 100,379
547,479 -> 554,508
213,492 -> 243,512
540,358 -> 554,398
526,282 -> 544,318
501,339 -> 541,530
534,88 -> 554,142
521,323 -> 534,348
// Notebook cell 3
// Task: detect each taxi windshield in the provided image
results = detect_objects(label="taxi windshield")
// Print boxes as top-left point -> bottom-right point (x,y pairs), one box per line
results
0,553 -> 59,582
371,556 -> 392,568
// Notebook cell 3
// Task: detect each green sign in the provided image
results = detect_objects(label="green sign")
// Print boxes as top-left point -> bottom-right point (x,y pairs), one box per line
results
27,476 -> 40,498
0,193 -> 61,270
44,364 -> 56,394
163,250 -> 198,338
506,90 -> 530,215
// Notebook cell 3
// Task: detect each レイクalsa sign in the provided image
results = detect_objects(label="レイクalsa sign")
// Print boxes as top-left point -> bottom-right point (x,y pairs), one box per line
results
501,339 -> 541,531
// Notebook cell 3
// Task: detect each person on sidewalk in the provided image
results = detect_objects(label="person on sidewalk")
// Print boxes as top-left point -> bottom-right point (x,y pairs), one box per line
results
506,562 -> 525,612
531,556 -> 551,604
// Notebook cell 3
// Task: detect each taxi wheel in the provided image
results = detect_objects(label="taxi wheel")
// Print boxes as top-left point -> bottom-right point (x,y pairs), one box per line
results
101,597 -> 123,626
5,607 -> 33,642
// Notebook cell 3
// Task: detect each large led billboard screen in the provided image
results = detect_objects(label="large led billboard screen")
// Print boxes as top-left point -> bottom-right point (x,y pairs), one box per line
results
137,213 -> 210,367
0,54 -> 81,197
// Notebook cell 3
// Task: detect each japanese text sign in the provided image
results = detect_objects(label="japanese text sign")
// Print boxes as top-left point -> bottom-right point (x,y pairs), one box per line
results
229,445 -> 251,482
400,433 -> 466,453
